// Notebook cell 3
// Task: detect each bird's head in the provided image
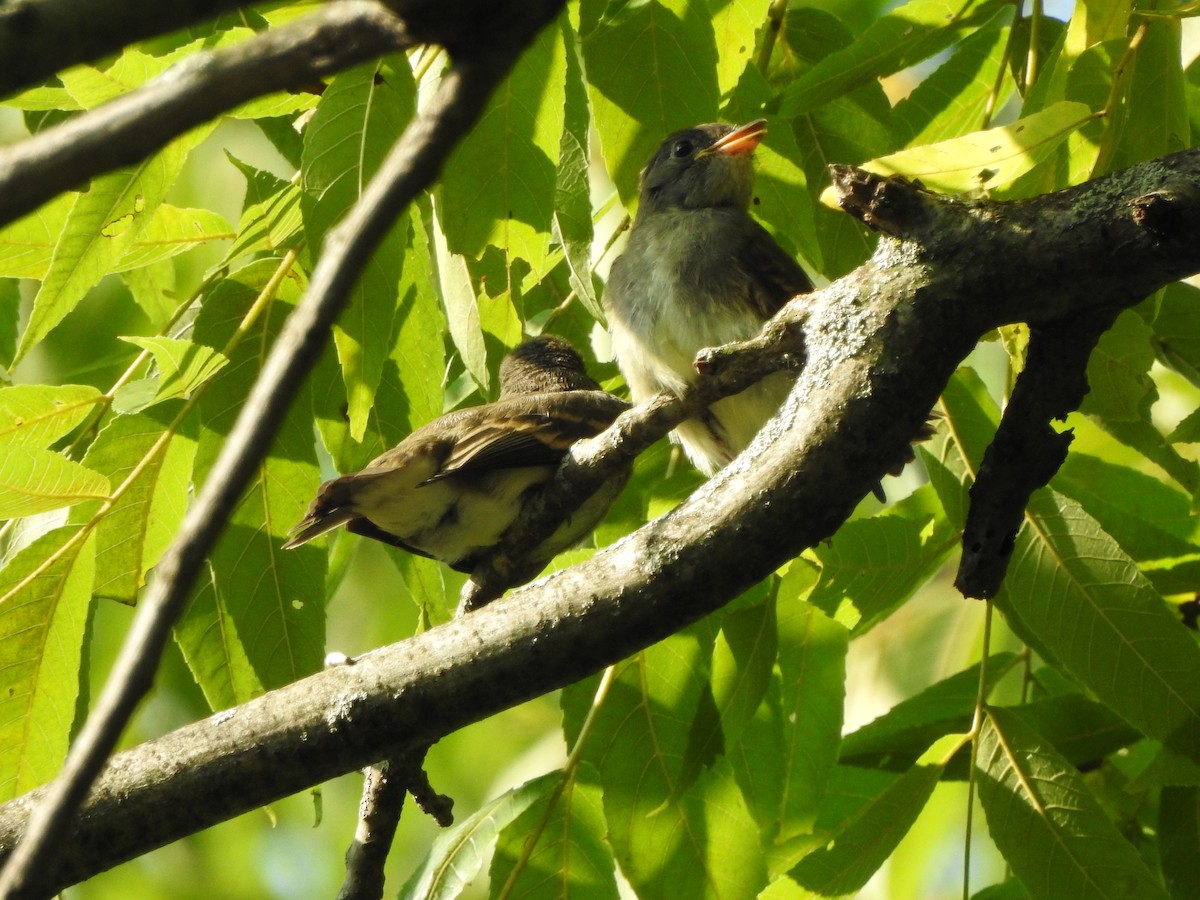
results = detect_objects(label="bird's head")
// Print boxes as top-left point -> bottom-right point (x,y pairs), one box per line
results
498,335 -> 601,396
636,119 -> 765,216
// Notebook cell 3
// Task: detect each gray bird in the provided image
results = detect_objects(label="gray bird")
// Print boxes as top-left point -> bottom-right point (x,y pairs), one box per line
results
284,336 -> 630,586
604,119 -> 813,475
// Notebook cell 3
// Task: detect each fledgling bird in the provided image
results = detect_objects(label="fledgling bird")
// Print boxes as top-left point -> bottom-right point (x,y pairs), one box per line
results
284,336 -> 630,589
604,119 -> 813,476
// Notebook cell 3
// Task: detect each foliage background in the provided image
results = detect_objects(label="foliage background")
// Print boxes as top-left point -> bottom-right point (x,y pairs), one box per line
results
0,0 -> 1199,897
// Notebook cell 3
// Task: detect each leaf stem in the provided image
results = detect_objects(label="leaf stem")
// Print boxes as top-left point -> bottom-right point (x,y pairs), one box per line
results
962,600 -> 994,900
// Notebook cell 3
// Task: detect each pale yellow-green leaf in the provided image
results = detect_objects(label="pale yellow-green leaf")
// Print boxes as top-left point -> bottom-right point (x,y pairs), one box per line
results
0,448 -> 111,519
120,336 -> 230,402
0,384 -> 105,448
820,101 -> 1094,203
0,528 -> 95,799
114,205 -> 234,271
0,193 -> 75,280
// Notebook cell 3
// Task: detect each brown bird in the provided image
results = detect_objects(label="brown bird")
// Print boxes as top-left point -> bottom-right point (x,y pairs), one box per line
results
604,119 -> 813,476
284,336 -> 630,586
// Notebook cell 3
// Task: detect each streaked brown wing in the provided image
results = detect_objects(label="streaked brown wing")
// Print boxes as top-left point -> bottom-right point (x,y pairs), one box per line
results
429,392 -> 628,481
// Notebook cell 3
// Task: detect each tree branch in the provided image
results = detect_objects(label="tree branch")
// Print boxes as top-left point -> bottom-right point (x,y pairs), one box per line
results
1,146 -> 1196,895
0,3 -> 566,891
0,0 -> 248,97
0,1 -> 414,228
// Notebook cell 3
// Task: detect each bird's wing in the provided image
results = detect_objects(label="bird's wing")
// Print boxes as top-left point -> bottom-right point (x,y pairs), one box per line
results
738,220 -> 814,319
428,392 -> 628,482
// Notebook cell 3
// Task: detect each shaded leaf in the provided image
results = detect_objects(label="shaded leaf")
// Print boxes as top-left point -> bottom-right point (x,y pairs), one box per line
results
976,706 -> 1169,900
489,766 -> 619,900
1001,489 -> 1200,765
399,772 -> 558,900
777,0 -> 1008,117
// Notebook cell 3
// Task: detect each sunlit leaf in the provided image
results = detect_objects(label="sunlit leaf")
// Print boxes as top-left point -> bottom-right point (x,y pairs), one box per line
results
0,447 -> 110,519
820,102 -> 1093,202
71,401 -> 198,605
120,336 -> 230,404
301,57 -> 413,441
0,384 -> 105,448
0,528 -> 94,800
581,0 -> 720,206
777,0 -> 1008,117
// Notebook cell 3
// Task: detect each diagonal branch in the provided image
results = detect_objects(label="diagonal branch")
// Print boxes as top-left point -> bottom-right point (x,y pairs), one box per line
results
0,1 -> 414,228
0,11 -> 562,893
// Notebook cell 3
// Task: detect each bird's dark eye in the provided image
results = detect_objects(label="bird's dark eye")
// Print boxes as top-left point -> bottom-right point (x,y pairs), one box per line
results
671,139 -> 694,159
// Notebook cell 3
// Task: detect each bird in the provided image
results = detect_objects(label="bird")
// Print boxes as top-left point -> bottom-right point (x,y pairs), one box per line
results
283,336 -> 630,590
604,119 -> 814,476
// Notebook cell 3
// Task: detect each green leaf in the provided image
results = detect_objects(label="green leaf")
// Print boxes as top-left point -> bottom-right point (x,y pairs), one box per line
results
440,13 -> 565,275
177,260 -> 325,709
399,772 -> 558,900
789,738 -> 953,895
561,625 -> 731,899
710,589 -> 777,753
301,58 -> 414,441
922,367 -> 1000,529
120,336 -> 230,405
581,0 -> 720,207
976,706 -> 1170,900
1159,786 -> 1200,900
894,24 -> 1012,146
774,597 -> 848,838
225,154 -> 304,262
1098,18 -> 1189,176
1143,282 -> 1200,388
828,101 -> 1092,197
0,527 -> 95,800
1009,693 -> 1143,771
71,401 -> 197,605
433,230 -> 489,395
0,192 -> 74,279
15,122 -> 216,363
488,767 -> 620,900
777,0 -> 1008,117
114,205 -> 234,271
1082,310 -> 1198,493
0,279 -> 16,368
0,384 -> 105,448
840,654 -> 1017,772
807,498 -> 956,634
553,13 -> 603,322
1055,452 -> 1198,560
757,7 -> 887,277
712,0 -> 770,99
1001,490 -> 1200,765
311,202 -> 446,476
0,447 -> 110,519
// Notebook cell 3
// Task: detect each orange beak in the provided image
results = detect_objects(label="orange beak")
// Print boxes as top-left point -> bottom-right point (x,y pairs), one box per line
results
708,119 -> 767,156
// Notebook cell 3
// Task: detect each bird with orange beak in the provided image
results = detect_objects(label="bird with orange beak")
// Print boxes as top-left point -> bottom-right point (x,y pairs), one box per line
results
604,120 -> 814,475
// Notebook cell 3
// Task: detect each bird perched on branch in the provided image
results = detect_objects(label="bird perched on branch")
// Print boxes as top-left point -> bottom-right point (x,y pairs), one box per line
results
284,336 -> 629,591
604,119 -> 813,476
